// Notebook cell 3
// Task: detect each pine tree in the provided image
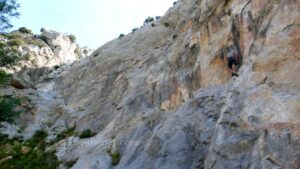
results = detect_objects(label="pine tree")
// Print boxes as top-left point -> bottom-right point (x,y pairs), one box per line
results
0,0 -> 20,32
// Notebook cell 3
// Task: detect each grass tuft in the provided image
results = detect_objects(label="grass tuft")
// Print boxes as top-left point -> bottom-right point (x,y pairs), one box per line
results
108,149 -> 121,166
79,129 -> 94,139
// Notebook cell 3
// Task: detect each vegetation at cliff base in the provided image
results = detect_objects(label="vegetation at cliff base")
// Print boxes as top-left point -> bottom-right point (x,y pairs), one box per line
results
0,96 -> 21,122
0,70 -> 10,85
54,126 -> 76,141
0,130 -> 58,169
0,96 -> 31,123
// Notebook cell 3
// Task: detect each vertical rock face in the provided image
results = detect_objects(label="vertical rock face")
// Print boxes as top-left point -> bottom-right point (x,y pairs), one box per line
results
40,29 -> 78,65
1,0 -> 299,169
49,0 -> 299,168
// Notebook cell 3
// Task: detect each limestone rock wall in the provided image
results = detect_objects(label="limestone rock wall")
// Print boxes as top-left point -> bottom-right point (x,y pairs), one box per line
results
51,0 -> 300,168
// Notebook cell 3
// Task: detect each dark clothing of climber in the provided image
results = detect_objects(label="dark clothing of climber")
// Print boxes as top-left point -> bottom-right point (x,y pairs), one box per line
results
226,47 -> 239,77
228,57 -> 237,69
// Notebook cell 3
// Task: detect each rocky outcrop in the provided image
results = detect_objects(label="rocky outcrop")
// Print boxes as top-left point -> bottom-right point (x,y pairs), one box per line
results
39,28 -> 90,65
0,29 -> 93,85
1,0 -> 299,169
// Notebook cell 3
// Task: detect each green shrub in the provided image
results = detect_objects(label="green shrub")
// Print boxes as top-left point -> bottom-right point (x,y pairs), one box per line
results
227,8 -> 232,16
143,16 -> 155,25
55,126 -> 76,141
118,34 -> 125,38
0,96 -> 21,123
35,40 -> 47,47
155,16 -> 161,20
3,33 -> 21,40
0,70 -> 10,85
65,159 -> 77,168
0,131 -> 58,169
0,42 -> 22,66
173,34 -> 177,39
32,130 -> 48,141
39,35 -> 49,44
26,37 -> 47,47
28,130 -> 48,148
108,150 -> 121,166
132,28 -> 138,33
54,65 -> 60,70
224,0 -> 233,6
7,37 -> 25,46
68,34 -> 76,43
24,52 -> 35,61
18,27 -> 32,34
4,34 -> 45,47
79,129 -> 94,139
74,48 -> 81,59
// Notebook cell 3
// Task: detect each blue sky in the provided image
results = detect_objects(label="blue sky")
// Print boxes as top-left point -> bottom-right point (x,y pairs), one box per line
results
12,0 -> 175,49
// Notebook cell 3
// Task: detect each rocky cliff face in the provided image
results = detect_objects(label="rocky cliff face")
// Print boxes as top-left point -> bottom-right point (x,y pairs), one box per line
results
1,0 -> 300,169
0,28 -> 93,89
1,28 -> 93,73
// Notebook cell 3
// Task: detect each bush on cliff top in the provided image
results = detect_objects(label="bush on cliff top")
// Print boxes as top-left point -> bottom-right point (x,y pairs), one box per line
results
68,34 -> 76,43
143,16 -> 154,25
7,37 -> 25,46
18,27 -> 32,34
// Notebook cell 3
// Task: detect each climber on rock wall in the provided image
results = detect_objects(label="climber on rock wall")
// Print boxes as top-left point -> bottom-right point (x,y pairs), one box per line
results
226,45 -> 239,77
